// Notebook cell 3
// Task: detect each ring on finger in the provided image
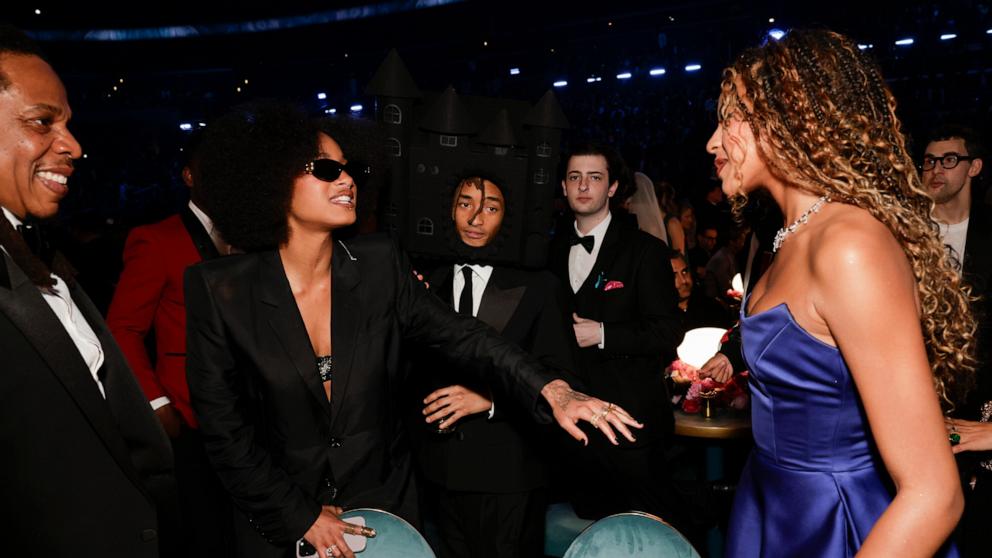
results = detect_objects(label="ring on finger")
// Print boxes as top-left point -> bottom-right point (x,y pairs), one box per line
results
325,545 -> 338,557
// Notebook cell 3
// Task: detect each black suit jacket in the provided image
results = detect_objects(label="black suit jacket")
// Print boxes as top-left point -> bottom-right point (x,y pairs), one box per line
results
958,203 -> 992,426
549,217 -> 685,446
417,265 -> 574,492
0,252 -> 175,557
184,235 -> 557,556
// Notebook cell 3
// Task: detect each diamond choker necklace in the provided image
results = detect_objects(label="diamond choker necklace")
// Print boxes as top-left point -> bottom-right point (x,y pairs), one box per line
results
773,195 -> 831,252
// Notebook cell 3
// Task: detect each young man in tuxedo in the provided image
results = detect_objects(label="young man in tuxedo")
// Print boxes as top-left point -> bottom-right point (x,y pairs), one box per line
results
106,132 -> 232,556
548,143 -> 687,527
0,25 -> 176,557
417,174 -> 574,558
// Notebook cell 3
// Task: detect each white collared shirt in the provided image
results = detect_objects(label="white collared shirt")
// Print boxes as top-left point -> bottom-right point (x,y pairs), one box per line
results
1,206 -> 106,398
567,212 -> 610,349
451,262 -> 496,418
568,212 -> 612,293
452,263 -> 494,317
188,200 -> 232,255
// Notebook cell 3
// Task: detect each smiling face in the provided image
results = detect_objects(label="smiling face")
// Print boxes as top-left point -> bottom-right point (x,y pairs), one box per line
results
705,114 -> 769,198
0,54 -> 82,219
286,132 -> 357,236
452,177 -> 505,248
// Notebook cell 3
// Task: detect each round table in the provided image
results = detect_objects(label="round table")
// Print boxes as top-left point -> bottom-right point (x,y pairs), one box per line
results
674,409 -> 751,439
673,409 -> 751,558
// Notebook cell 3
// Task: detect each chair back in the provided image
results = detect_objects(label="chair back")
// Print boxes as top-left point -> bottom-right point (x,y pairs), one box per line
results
339,508 -> 436,557
563,512 -> 700,558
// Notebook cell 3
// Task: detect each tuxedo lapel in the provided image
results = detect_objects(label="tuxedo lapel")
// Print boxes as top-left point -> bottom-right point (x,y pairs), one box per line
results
255,251 -> 333,419
477,267 -> 525,334
430,265 -> 455,307
329,242 -> 362,428
0,252 -> 150,499
180,206 -> 220,261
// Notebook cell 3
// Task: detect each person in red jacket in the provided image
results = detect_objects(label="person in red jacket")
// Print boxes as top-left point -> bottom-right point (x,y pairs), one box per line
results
107,135 -> 232,557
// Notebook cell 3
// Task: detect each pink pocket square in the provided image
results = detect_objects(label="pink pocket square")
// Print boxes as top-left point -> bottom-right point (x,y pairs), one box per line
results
603,280 -> 624,291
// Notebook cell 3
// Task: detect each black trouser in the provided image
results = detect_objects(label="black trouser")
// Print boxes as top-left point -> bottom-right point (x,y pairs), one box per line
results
436,486 -> 547,558
173,423 -> 234,558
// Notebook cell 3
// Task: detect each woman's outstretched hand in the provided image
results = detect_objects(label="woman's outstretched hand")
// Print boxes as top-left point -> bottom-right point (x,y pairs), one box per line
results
541,379 -> 642,446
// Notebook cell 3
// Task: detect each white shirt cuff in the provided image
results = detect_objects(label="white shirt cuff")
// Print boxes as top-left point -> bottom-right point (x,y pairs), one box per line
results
150,396 -> 172,411
597,322 -> 605,349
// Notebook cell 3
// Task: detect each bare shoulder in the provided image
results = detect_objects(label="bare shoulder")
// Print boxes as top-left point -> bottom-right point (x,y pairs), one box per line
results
808,204 -> 907,276
806,204 -> 916,311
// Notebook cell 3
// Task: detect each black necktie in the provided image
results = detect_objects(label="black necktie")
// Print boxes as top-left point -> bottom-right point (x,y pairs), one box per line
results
570,231 -> 595,254
458,266 -> 474,316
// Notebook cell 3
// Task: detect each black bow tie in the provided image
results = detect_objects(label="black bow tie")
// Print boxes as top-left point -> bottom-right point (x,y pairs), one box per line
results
570,231 -> 595,254
17,220 -> 55,266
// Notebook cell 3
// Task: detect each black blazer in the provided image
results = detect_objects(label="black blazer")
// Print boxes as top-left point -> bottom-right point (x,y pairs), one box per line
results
549,217 -> 685,447
184,235 -> 557,556
417,265 -> 574,492
0,253 -> 175,557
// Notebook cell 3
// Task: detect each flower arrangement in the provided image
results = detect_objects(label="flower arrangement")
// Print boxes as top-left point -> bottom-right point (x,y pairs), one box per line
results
668,359 -> 749,414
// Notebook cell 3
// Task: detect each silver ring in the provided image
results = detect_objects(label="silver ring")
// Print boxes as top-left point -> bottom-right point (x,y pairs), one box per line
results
325,545 -> 338,557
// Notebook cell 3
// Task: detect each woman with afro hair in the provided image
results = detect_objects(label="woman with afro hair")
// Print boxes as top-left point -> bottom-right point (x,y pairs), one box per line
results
183,102 -> 640,558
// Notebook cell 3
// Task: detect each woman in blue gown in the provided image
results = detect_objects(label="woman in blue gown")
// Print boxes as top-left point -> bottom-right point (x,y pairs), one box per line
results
702,30 -> 977,557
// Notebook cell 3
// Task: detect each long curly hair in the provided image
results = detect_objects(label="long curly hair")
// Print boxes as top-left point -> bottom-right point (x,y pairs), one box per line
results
717,29 -> 976,406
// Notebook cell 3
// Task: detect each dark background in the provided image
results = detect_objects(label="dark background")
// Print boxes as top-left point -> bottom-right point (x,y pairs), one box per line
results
4,0 -> 990,302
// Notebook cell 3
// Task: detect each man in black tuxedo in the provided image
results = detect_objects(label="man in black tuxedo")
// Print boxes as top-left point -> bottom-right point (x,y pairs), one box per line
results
417,174 -> 574,558
0,26 -> 176,557
548,142 -> 686,526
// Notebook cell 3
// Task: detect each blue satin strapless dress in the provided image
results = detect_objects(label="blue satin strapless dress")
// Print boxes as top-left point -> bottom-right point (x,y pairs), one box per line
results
726,301 -> 957,557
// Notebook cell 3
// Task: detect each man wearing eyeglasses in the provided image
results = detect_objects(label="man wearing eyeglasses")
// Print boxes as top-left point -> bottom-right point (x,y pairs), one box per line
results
921,126 -> 985,272
921,125 -> 991,558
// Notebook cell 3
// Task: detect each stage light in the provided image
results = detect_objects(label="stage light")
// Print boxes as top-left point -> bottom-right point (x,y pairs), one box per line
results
179,123 -> 193,131
857,44 -> 873,50
940,33 -> 957,41
768,28 -> 786,41
894,38 -> 914,46
34,9 -> 40,15
324,108 -> 337,114
236,87 -> 242,92
509,67 -> 520,75
119,78 -> 124,83
649,67 -> 666,76
768,17 -> 775,23
616,72 -> 632,80
198,122 -> 206,128
83,154 -> 88,159
350,104 -> 363,112
685,64 -> 702,72
987,29 -> 992,34
553,80 -> 568,88
317,92 -> 327,100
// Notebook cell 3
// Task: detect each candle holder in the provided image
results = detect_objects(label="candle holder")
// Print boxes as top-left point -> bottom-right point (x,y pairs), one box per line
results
699,390 -> 721,419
